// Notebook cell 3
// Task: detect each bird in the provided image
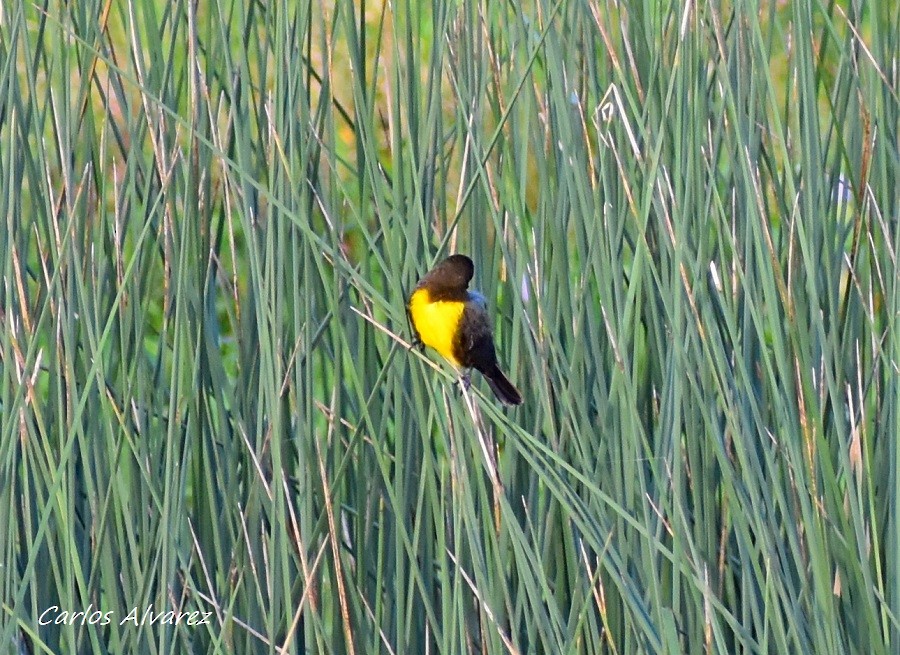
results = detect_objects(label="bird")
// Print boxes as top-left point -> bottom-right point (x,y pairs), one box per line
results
407,254 -> 523,406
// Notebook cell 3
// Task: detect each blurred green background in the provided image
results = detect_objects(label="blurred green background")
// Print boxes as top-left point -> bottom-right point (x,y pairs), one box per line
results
1,0 -> 898,653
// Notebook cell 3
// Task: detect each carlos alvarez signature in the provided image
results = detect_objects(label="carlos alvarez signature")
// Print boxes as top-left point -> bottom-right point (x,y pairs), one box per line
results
38,604 -> 213,627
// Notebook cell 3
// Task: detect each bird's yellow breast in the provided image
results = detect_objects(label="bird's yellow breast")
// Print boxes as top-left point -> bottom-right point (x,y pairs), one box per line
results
408,288 -> 465,366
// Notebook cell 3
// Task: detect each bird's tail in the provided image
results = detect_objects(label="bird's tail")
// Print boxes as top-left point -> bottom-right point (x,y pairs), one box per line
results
482,365 -> 523,406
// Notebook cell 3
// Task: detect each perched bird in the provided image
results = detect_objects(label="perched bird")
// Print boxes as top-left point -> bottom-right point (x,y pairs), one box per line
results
408,254 -> 523,406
